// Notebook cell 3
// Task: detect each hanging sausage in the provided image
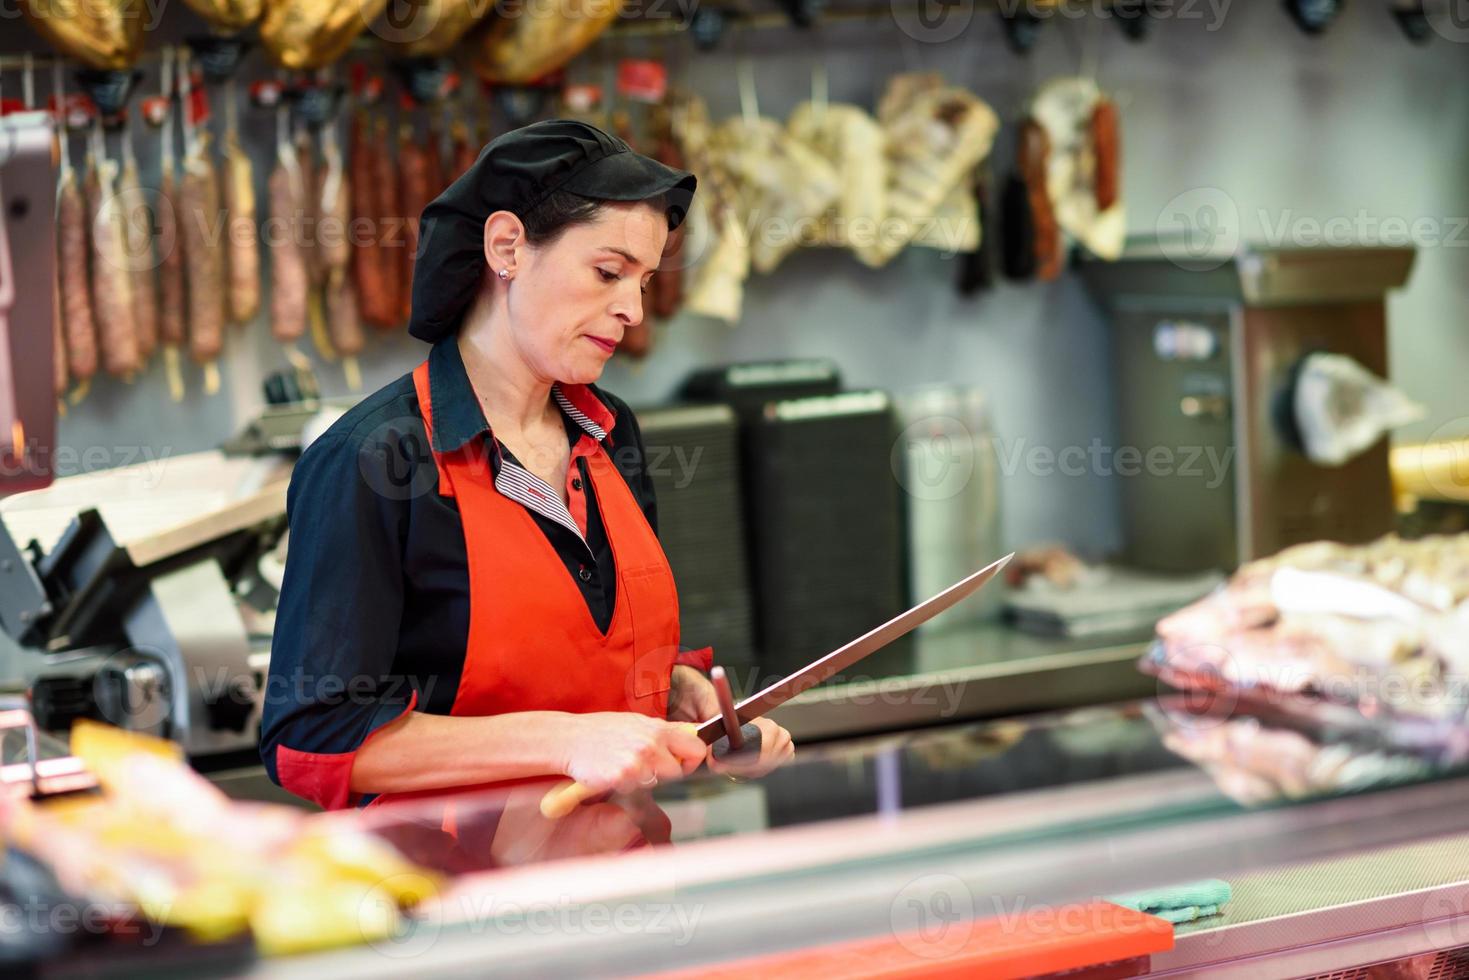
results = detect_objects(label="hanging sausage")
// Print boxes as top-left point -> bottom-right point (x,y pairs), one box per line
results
348,71 -> 396,329
269,99 -> 310,350
370,112 -> 405,327
221,79 -> 261,326
179,51 -> 228,392
150,50 -> 188,402
1018,118 -> 1061,281
320,112 -> 366,389
1092,97 -> 1120,212
117,109 -> 158,364
1029,77 -> 1126,262
83,109 -> 141,379
51,65 -> 97,395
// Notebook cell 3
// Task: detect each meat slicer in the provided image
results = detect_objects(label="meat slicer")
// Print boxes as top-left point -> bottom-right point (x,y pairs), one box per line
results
0,454 -> 289,764
0,109 -> 286,767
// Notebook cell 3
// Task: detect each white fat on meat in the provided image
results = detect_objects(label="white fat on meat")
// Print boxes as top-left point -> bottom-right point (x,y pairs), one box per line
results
1270,567 -> 1431,623
711,116 -> 841,275
854,74 -> 998,268
1154,533 -> 1469,721
785,102 -> 887,253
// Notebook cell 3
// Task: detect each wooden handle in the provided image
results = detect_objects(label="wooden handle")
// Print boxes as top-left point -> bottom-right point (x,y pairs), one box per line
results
540,779 -> 598,819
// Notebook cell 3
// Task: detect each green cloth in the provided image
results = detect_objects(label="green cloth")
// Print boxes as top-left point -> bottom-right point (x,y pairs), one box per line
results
1108,879 -> 1231,924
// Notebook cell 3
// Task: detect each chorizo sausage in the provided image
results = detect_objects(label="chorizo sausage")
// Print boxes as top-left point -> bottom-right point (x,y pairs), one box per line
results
1091,97 -> 1120,212
222,130 -> 261,325
348,108 -> 391,327
372,115 -> 405,327
182,138 -> 227,364
85,154 -> 141,377
296,129 -> 324,290
157,165 -> 187,348
1019,118 -> 1061,281
56,172 -> 98,381
52,272 -> 67,395
118,150 -> 158,361
269,154 -> 309,343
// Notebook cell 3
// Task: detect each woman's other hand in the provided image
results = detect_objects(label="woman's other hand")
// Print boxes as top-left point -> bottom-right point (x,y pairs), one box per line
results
666,664 -> 721,724
706,717 -> 795,780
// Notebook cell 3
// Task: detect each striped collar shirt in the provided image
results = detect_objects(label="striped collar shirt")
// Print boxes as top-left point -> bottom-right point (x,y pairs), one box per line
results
426,338 -> 616,552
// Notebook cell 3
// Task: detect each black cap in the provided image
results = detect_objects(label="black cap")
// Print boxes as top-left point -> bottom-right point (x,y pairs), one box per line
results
408,118 -> 698,343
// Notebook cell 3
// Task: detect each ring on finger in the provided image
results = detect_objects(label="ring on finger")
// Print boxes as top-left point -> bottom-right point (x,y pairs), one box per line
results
638,774 -> 658,788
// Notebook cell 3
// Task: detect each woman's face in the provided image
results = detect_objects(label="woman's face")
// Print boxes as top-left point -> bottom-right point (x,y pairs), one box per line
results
508,201 -> 670,385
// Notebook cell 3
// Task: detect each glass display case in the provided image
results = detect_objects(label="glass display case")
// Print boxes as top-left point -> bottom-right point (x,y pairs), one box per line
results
234,701 -> 1469,978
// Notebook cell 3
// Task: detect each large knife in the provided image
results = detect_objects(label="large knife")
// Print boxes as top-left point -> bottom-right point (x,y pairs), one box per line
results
540,554 -> 1013,818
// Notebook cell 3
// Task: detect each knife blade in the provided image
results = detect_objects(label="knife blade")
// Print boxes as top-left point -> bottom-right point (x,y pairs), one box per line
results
694,553 -> 1012,744
540,554 -> 1012,818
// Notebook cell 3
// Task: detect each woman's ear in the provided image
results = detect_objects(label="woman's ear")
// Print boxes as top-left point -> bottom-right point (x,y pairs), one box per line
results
483,210 -> 526,278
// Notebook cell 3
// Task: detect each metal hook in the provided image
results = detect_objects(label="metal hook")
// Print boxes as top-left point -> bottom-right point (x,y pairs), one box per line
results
811,55 -> 828,126
737,54 -> 759,124
21,52 -> 35,111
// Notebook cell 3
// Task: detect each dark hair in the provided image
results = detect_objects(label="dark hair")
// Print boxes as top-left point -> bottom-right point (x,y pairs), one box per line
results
520,188 -> 673,247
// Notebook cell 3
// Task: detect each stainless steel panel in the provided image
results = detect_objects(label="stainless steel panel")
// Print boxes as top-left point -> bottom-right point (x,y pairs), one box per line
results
1111,306 -> 1237,572
123,561 -> 258,756
1237,247 -> 1417,305
1238,302 -> 1396,558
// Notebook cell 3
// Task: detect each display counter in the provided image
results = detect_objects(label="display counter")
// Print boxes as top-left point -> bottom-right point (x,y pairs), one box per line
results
232,701 -> 1469,978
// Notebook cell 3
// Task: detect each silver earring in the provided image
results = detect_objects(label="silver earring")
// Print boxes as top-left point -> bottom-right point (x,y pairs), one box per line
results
498,268 -> 510,280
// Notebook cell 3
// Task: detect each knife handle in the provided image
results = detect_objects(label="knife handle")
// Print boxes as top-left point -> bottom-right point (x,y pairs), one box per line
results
540,779 -> 598,819
711,723 -> 762,760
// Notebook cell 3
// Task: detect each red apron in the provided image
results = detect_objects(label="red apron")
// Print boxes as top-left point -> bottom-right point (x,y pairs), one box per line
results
366,361 -> 681,809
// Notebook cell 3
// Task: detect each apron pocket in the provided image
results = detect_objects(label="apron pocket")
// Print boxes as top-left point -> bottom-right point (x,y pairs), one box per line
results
621,564 -> 679,704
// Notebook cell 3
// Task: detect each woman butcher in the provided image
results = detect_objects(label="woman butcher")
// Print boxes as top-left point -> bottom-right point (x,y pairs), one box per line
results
261,120 -> 794,810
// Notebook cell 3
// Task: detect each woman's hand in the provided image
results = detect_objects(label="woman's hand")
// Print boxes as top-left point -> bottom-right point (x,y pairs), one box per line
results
666,666 -> 796,780
559,712 -> 707,794
667,665 -> 721,724
706,717 -> 795,780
